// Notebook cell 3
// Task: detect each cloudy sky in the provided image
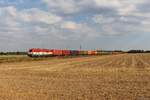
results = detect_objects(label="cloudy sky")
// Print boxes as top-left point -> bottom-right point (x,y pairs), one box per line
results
0,0 -> 150,51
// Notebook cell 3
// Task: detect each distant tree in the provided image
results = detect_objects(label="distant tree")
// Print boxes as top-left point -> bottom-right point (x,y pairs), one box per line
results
113,50 -> 124,52
145,51 -> 150,53
0,52 -> 27,55
0,52 -> 6,55
128,50 -> 145,53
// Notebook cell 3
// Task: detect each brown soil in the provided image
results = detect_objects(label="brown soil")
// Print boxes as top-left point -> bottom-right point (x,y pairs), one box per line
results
0,54 -> 149,100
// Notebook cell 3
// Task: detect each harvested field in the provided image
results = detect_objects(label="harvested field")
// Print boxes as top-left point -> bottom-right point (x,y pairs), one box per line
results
0,54 -> 150,100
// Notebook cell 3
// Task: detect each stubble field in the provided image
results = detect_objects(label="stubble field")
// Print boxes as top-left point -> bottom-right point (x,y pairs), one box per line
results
0,54 -> 150,100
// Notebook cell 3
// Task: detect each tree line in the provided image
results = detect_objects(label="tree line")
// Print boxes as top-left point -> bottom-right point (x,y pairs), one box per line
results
0,52 -> 27,55
127,50 -> 150,53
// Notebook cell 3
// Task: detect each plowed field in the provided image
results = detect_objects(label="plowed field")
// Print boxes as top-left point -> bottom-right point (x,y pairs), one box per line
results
0,54 -> 150,100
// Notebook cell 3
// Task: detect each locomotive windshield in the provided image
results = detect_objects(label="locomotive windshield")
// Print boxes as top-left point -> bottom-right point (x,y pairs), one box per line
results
29,49 -> 32,52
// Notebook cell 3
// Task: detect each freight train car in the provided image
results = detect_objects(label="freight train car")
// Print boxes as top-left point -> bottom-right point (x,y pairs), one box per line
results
88,50 -> 96,55
62,50 -> 71,56
79,51 -> 88,55
28,48 -> 123,57
51,49 -> 63,56
70,50 -> 79,56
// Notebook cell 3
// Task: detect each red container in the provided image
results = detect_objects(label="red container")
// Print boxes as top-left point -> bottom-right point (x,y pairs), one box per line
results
88,50 -> 96,55
92,51 -> 97,55
93,51 -> 97,55
62,50 -> 71,56
51,49 -> 63,56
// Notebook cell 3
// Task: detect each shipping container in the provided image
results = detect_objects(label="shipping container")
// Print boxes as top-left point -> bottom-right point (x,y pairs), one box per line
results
79,51 -> 88,55
83,51 -> 88,55
70,50 -> 79,56
51,49 -> 63,56
88,50 -> 96,55
62,50 -> 71,56
28,48 -> 116,58
88,51 -> 92,55
78,51 -> 84,55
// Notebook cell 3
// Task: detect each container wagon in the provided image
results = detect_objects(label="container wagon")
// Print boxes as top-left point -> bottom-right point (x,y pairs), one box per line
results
28,48 -> 123,57
62,50 -> 71,56
70,50 -> 79,56
50,49 -> 62,56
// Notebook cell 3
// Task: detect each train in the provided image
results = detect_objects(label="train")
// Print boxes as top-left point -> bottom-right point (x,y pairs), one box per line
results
28,48 -> 124,57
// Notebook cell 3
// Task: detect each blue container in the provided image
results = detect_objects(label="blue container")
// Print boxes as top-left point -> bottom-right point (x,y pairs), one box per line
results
70,50 -> 79,55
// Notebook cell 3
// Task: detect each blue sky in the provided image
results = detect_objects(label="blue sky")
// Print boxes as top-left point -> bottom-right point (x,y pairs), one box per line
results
0,0 -> 150,51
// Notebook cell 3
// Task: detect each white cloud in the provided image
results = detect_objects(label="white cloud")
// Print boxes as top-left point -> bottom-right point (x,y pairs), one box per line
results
0,6 -> 63,50
93,15 -> 115,24
0,0 -> 150,50
61,21 -> 80,30
19,8 -> 62,24
43,0 -> 80,14
0,6 -> 62,26
94,0 -> 120,7
42,0 -> 148,17
0,6 -> 101,51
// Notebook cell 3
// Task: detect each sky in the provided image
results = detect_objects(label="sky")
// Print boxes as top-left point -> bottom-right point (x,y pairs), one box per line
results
0,0 -> 150,51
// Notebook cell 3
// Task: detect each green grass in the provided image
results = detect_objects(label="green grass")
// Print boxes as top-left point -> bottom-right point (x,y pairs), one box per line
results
0,54 -> 110,64
0,55 -> 51,63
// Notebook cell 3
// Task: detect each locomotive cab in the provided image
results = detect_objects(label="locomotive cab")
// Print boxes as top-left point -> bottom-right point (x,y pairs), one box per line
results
28,48 -> 53,57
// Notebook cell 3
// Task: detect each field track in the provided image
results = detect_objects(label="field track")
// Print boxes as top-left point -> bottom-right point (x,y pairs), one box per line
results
0,54 -> 150,100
